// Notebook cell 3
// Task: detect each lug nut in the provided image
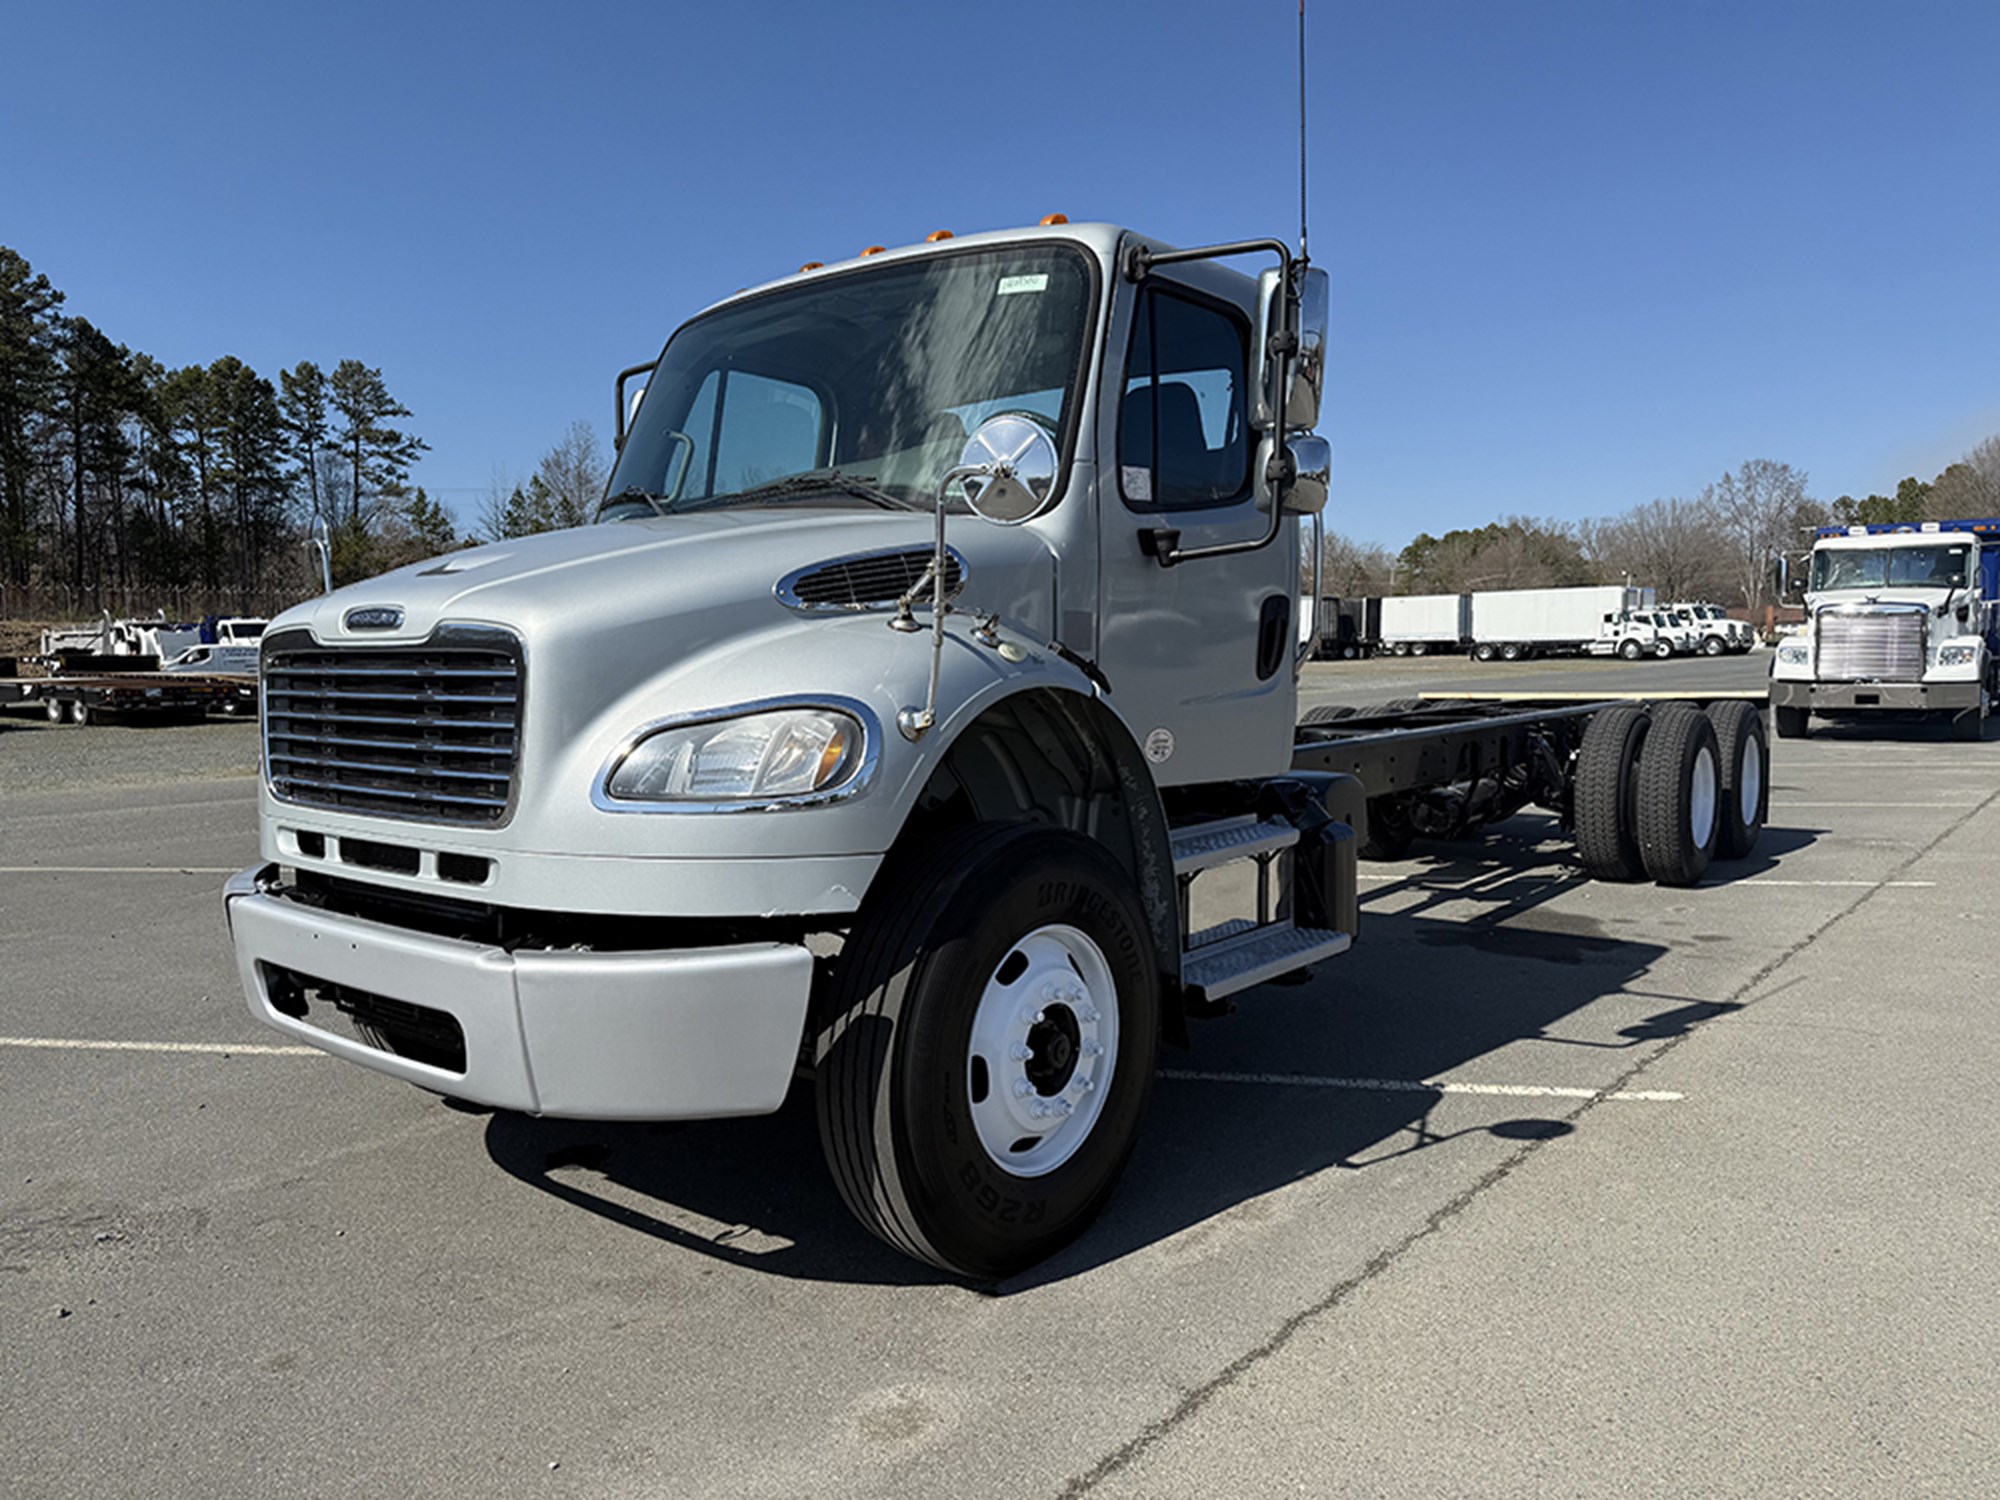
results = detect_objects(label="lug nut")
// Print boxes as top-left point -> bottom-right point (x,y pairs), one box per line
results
1014,1080 -> 1035,1098
1081,1039 -> 1105,1057
1010,1042 -> 1033,1061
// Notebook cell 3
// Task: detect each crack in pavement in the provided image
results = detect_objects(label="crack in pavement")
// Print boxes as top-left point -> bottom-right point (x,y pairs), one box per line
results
1057,781 -> 2000,1497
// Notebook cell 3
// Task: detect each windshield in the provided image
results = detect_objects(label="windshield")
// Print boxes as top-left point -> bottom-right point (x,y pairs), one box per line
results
605,244 -> 1096,519
1810,542 -> 1971,592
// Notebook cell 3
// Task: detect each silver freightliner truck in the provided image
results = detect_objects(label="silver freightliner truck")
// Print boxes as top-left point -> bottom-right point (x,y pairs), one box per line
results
224,221 -> 1765,1277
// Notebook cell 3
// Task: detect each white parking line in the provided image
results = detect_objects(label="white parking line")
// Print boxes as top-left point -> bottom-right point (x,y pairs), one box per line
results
1355,873 -> 1935,888
0,1036 -> 321,1057
1160,1068 -> 1681,1102
0,866 -> 239,875
1771,802 -> 1966,808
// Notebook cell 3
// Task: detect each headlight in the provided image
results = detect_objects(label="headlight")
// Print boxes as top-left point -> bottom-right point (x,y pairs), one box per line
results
603,707 -> 867,803
1776,642 -> 1811,666
1936,642 -> 1980,668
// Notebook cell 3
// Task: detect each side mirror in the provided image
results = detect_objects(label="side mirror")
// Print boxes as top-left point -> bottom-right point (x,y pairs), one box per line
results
1256,433 -> 1330,515
1252,266 -> 1330,433
1774,554 -> 1803,605
956,413 -> 1060,525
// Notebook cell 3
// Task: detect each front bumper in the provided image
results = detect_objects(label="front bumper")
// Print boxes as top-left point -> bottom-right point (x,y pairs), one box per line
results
223,866 -> 813,1120
1769,680 -> 1981,712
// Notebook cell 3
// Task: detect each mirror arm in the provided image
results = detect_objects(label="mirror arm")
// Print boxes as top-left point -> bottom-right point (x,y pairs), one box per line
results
613,360 -> 655,452
898,461 -> 993,741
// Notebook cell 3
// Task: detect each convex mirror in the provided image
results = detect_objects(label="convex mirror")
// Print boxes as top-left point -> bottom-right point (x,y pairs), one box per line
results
958,413 -> 1059,525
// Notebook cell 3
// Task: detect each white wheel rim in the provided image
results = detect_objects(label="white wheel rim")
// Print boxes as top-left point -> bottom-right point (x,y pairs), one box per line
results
1689,745 -> 1718,849
965,923 -> 1118,1179
1739,734 -> 1763,828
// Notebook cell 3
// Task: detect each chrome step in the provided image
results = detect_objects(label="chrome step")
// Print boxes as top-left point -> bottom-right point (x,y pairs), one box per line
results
1169,815 -> 1298,876
1183,922 -> 1352,1004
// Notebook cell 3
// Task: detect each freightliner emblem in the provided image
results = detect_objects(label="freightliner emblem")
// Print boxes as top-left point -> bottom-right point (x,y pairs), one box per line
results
344,605 -> 405,631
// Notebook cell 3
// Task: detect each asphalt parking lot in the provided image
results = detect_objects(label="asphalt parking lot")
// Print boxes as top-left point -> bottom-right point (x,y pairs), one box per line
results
5,652 -> 1998,1498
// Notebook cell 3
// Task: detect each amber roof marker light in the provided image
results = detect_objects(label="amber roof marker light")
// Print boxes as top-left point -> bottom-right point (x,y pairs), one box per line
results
925,230 -> 954,242
859,245 -> 887,257
1039,213 -> 1069,225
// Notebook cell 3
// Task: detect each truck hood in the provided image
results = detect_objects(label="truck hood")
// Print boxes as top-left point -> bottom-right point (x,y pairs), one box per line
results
269,509 -> 1059,730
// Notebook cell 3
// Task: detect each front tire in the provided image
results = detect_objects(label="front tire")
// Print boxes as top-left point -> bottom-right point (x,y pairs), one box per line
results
1619,639 -> 1643,662
1773,703 -> 1809,739
815,823 -> 1159,1280
1703,635 -> 1726,657
1654,640 -> 1674,659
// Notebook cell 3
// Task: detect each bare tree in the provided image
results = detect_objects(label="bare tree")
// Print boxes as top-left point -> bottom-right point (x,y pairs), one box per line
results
533,420 -> 607,529
1584,495 -> 1732,601
1704,459 -> 1812,611
1926,434 -> 2000,518
1316,528 -> 1395,597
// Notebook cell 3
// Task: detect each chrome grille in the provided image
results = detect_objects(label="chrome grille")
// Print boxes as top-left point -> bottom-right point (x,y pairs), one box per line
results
777,547 -> 965,611
262,628 -> 522,826
1816,610 -> 1924,682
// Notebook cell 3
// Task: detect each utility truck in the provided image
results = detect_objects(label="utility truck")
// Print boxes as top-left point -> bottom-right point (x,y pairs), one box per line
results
1665,602 -> 1752,656
1770,519 -> 2000,740
222,221 -> 1766,1278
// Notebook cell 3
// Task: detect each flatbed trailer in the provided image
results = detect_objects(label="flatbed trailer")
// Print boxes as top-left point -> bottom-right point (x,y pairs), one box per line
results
5,673 -> 243,726
1291,693 -> 1770,884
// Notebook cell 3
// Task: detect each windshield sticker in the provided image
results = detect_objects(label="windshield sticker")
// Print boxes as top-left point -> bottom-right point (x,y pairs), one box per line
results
997,274 -> 1049,296
1122,466 -> 1153,501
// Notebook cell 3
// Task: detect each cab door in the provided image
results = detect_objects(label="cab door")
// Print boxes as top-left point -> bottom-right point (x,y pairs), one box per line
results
1092,270 -> 1300,786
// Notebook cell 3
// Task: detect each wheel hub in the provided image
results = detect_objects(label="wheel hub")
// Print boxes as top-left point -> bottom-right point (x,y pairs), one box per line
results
965,925 -> 1118,1177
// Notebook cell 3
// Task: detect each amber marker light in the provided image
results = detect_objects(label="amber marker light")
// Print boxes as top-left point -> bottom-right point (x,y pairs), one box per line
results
798,261 -> 824,272
860,245 -> 887,256
925,229 -> 954,241
1039,213 -> 1069,225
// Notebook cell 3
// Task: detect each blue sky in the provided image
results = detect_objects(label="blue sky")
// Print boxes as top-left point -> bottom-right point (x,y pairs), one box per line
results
7,0 -> 1996,549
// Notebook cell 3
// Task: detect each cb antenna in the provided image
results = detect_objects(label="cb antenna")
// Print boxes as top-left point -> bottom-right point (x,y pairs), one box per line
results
1297,0 -> 1309,264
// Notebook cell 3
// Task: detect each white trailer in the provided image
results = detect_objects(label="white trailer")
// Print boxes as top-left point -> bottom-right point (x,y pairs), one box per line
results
1378,592 -> 1468,656
1468,585 -> 1657,661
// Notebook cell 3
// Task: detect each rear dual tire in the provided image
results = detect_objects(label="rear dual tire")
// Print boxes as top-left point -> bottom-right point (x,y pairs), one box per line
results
1575,702 -> 1757,885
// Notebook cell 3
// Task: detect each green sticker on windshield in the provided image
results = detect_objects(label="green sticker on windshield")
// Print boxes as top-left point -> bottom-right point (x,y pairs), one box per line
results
997,274 -> 1049,296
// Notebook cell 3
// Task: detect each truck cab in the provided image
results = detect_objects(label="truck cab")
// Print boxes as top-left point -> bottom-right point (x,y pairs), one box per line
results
1770,520 -> 2000,739
222,221 -> 1346,1278
1593,609 -> 1674,659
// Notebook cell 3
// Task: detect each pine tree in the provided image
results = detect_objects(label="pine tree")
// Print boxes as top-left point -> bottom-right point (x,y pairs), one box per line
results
328,359 -> 428,526
0,247 -> 64,584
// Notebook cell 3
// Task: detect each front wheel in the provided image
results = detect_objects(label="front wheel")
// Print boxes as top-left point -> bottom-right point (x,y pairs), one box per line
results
815,823 -> 1159,1280
1654,639 -> 1674,659
1703,636 -> 1726,657
1619,639 -> 1643,661
1773,703 -> 1809,739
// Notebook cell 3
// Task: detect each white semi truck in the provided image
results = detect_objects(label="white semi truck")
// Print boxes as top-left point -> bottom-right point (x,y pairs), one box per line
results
223,221 -> 1768,1278
1467,585 -> 1663,661
1770,519 -> 2000,740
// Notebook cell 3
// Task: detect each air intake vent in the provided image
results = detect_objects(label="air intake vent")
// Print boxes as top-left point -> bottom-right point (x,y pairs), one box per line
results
262,626 -> 522,826
777,547 -> 966,612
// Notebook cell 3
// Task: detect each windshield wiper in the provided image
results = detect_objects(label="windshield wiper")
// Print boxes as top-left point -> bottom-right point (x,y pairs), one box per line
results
703,470 -> 920,512
597,485 -> 670,520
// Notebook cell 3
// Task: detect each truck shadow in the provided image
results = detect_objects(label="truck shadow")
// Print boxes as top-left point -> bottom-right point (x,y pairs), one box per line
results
484,834 -> 1729,1290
